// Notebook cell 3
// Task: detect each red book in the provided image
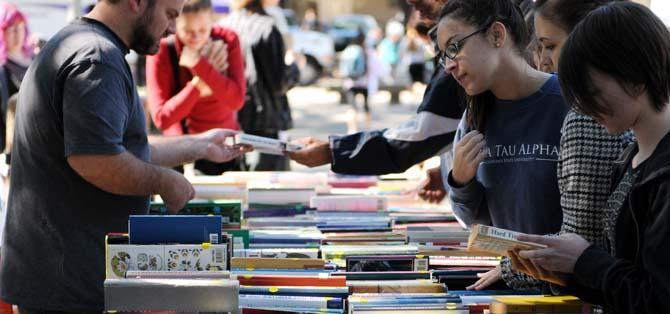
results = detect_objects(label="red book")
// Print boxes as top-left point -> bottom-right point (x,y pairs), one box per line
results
237,275 -> 346,287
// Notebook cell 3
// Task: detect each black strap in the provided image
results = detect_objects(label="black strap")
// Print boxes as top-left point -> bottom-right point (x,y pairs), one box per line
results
167,36 -> 189,135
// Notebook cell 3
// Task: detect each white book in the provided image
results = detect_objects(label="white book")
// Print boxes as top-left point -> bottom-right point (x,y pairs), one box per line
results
104,278 -> 238,312
247,187 -> 316,205
467,224 -> 546,256
124,270 -> 230,279
239,133 -> 302,155
310,195 -> 388,212
239,294 -> 342,310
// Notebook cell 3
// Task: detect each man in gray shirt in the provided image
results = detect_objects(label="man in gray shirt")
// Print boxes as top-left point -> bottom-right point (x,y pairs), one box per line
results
0,0 -> 247,311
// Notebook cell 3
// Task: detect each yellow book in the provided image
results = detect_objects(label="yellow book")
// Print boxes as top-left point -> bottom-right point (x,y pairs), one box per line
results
490,296 -> 591,314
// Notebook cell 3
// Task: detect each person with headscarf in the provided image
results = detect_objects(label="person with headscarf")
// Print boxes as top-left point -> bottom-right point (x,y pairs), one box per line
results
0,2 -> 34,156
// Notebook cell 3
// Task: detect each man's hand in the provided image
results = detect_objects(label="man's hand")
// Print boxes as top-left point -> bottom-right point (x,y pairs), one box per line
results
467,264 -> 502,290
419,166 -> 447,203
159,169 -> 195,213
179,45 -> 202,69
452,130 -> 487,186
196,129 -> 252,163
285,137 -> 333,167
202,40 -> 229,73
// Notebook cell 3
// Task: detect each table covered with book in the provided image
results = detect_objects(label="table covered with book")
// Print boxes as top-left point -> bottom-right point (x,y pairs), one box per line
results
104,171 -> 592,314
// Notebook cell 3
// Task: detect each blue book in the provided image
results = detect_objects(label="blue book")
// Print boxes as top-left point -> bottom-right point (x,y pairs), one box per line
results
128,215 -> 222,244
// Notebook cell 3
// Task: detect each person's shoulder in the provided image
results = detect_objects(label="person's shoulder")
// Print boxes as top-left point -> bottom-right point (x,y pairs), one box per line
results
52,19 -> 127,67
539,74 -> 570,110
543,74 -> 563,96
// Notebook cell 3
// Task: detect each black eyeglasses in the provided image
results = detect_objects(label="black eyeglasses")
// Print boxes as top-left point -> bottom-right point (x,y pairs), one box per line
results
438,26 -> 489,68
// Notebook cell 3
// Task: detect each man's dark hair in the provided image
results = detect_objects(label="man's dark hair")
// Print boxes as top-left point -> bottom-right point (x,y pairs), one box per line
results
100,0 -> 155,8
182,0 -> 213,14
438,0 -> 529,132
559,1 -> 670,117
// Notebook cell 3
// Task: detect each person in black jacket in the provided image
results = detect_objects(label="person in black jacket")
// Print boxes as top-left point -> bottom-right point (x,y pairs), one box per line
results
220,0 -> 299,170
287,0 -> 466,184
509,3 -> 670,313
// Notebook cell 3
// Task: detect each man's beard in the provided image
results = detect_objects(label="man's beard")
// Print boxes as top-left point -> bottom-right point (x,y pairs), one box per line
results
129,10 -> 160,55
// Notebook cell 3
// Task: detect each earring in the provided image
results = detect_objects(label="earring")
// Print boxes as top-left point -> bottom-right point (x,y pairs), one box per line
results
495,42 -> 500,48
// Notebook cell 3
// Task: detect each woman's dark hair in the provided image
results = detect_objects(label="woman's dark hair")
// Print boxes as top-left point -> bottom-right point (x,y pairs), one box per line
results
515,0 -> 539,69
237,0 -> 266,15
533,0 -> 619,33
439,0 -> 529,132
559,2 -> 670,117
182,0 -> 213,14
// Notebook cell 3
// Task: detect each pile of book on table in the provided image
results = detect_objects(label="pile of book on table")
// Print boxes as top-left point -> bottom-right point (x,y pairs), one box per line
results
104,215 -> 239,312
101,171 -> 593,313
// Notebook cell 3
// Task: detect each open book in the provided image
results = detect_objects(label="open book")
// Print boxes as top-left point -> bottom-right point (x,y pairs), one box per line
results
238,134 -> 302,155
467,224 -> 546,256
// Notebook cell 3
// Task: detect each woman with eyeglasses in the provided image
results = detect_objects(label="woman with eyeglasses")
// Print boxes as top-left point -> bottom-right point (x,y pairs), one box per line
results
438,0 -> 568,289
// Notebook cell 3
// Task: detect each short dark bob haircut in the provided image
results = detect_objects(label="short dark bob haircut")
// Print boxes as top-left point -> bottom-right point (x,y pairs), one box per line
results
558,2 -> 670,117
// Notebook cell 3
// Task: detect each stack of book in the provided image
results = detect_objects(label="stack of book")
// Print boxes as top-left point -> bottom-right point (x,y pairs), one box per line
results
186,175 -> 247,201
149,199 -> 242,228
248,228 -> 323,249
406,226 -> 471,249
390,206 -> 458,227
247,187 -> 316,212
320,244 -> 419,268
104,215 -> 238,312
139,170 -> 591,313
232,259 -> 345,313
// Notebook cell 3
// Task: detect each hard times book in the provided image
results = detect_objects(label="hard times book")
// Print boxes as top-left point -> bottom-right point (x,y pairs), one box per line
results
467,224 -> 546,256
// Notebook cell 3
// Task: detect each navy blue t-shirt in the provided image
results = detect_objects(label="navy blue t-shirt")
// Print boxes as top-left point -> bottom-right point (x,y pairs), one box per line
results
448,75 -> 568,235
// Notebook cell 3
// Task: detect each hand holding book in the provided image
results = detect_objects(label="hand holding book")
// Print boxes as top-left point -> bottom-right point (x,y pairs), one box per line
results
467,224 -> 546,256
508,233 -> 591,286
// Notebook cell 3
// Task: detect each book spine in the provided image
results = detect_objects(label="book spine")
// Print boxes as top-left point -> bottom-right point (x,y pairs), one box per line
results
237,276 -> 346,287
239,294 -> 343,309
231,257 -> 325,270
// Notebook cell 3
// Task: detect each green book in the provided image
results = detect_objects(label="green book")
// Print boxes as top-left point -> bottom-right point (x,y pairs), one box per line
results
149,200 -> 242,223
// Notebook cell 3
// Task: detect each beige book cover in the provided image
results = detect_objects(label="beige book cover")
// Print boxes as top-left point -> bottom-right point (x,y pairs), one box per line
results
467,224 -> 546,256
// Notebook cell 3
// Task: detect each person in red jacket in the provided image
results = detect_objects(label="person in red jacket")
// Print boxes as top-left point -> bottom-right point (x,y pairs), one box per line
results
146,0 -> 246,175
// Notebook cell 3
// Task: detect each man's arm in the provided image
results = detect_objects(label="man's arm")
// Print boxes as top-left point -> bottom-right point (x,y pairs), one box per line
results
68,151 -> 194,212
288,70 -> 465,175
149,129 -> 249,168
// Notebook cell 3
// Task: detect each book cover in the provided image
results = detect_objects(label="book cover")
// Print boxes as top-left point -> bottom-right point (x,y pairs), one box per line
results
467,224 -> 546,256
231,257 -> 325,270
238,133 -> 302,155
128,215 -> 222,245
